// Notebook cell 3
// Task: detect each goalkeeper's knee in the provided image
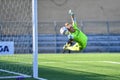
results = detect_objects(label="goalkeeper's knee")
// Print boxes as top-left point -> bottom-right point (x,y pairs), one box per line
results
68,43 -> 81,51
66,45 -> 80,51
73,43 -> 80,47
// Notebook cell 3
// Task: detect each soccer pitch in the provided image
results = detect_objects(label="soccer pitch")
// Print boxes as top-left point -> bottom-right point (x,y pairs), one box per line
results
0,53 -> 120,80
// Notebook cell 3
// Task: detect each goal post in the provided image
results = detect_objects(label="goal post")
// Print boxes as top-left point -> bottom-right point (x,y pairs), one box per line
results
0,0 -> 46,79
32,0 -> 38,78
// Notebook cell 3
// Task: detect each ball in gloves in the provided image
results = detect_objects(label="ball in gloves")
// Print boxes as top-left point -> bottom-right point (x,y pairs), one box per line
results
60,27 -> 69,35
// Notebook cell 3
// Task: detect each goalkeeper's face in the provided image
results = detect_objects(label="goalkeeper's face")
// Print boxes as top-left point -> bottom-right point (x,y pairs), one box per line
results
65,23 -> 72,29
65,23 -> 75,32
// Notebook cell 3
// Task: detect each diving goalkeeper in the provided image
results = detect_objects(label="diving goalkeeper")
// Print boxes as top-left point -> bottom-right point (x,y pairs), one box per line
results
60,10 -> 88,51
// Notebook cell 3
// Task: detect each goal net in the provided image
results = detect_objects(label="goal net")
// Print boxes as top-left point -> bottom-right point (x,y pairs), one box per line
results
0,0 -> 44,79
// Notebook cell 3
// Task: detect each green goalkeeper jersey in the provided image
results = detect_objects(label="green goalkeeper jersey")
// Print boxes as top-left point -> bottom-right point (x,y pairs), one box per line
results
69,22 -> 88,50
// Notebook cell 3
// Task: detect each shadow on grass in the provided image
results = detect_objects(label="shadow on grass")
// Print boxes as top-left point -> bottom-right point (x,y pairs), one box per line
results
38,65 -> 120,80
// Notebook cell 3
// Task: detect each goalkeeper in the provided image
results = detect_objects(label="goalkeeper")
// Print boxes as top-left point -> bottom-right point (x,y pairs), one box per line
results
60,10 -> 88,51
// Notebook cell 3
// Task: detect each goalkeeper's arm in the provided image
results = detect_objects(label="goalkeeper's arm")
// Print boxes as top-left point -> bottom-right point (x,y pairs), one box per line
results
69,10 -> 76,24
68,10 -> 78,30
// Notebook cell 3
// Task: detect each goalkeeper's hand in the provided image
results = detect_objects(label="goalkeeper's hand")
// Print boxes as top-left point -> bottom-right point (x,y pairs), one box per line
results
63,43 -> 70,50
69,9 -> 74,16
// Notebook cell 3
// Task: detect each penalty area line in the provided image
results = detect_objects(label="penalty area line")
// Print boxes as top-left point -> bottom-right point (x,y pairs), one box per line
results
68,61 -> 120,64
103,61 -> 120,64
40,61 -> 120,65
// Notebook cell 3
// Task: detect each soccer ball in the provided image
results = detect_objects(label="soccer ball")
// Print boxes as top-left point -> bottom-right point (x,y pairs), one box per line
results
60,27 -> 69,35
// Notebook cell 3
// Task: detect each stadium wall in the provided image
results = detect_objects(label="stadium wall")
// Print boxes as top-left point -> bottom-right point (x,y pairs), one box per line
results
1,0 -> 120,22
38,0 -> 120,22
0,34 -> 120,53
0,0 -> 120,53
0,0 -> 120,34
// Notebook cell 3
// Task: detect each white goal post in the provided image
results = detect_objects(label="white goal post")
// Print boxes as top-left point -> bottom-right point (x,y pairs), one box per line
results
0,0 -> 46,79
32,0 -> 38,78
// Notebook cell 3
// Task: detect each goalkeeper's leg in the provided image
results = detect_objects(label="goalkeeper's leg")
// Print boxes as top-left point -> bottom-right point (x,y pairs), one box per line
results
66,43 -> 81,51
63,43 -> 71,49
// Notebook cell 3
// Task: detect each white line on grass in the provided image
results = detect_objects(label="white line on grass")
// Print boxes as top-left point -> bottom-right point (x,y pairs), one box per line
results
40,61 -> 108,63
68,61 -> 120,64
0,69 -> 31,78
0,76 -> 26,79
40,61 -> 120,65
103,61 -> 120,64
0,69 -> 31,79
0,69 -> 47,80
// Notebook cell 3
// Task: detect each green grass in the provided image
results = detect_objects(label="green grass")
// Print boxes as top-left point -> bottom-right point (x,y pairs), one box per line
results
0,53 -> 120,80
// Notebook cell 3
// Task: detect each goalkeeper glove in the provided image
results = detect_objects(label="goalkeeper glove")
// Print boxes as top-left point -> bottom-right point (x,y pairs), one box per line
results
69,9 -> 74,16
